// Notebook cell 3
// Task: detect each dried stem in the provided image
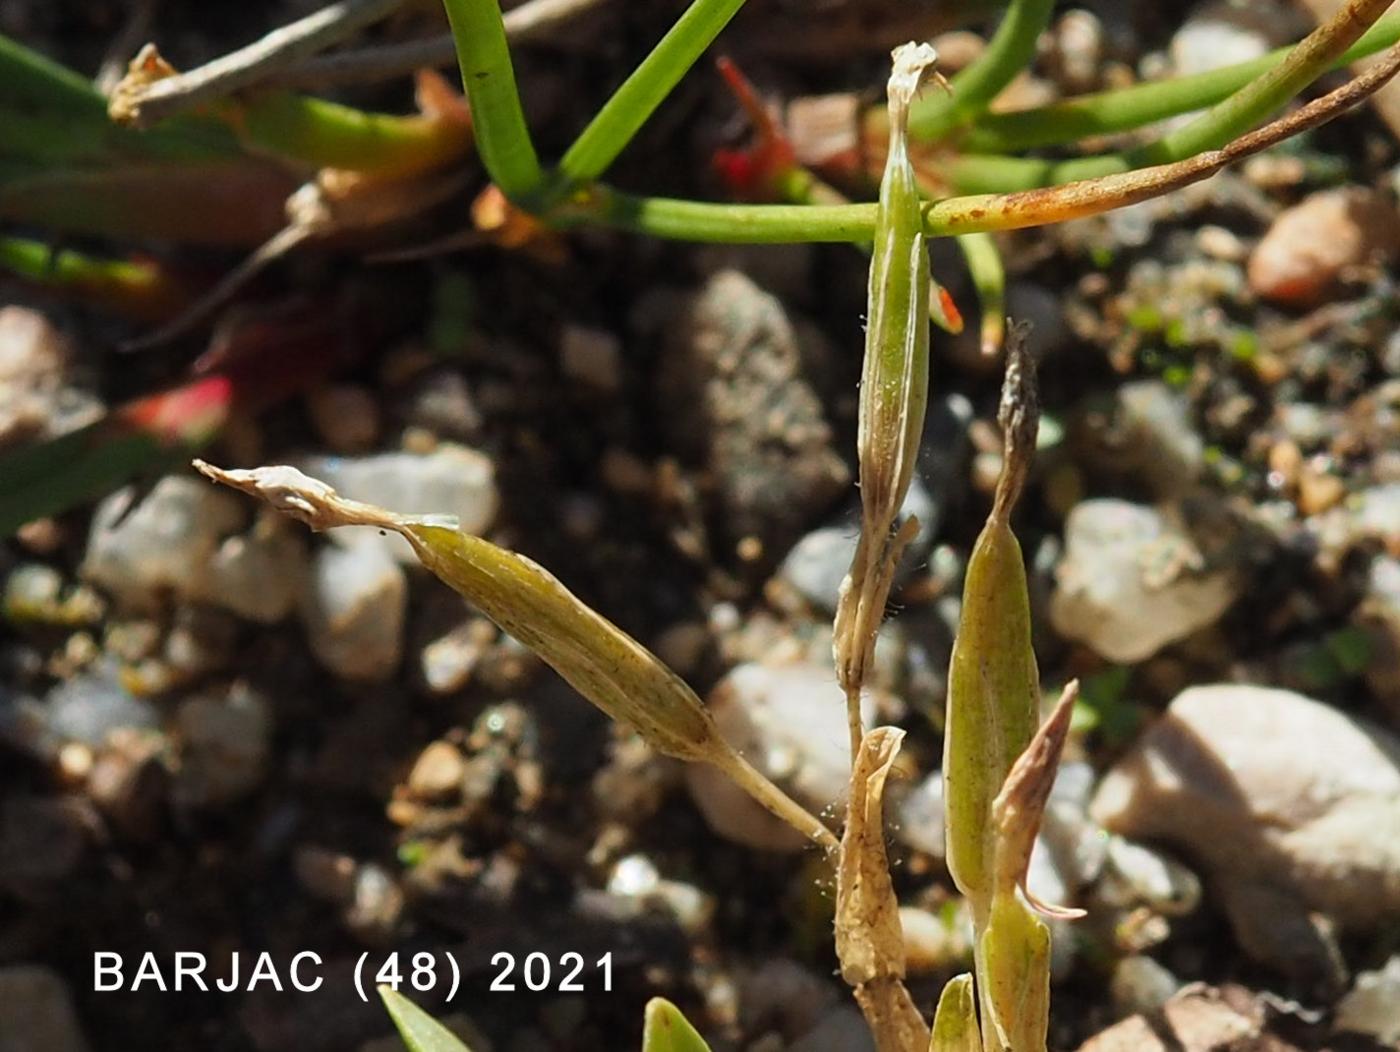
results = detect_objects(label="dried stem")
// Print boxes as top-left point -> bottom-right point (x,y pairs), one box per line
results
270,0 -> 613,90
108,0 -> 403,127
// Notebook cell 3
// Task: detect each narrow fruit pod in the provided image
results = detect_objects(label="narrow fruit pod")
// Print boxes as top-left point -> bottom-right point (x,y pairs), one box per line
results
834,42 -> 940,751
855,41 -> 936,538
193,461 -> 840,852
942,328 -> 1041,904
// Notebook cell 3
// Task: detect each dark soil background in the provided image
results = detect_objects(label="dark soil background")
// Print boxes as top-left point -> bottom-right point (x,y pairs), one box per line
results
3,2 -> 1400,1050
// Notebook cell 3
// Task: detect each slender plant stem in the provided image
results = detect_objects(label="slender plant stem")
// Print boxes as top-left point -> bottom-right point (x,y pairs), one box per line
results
955,231 -> 1005,356
554,0 -> 747,189
552,185 -> 874,241
1125,0 -> 1394,168
907,0 -> 1056,142
548,43 -> 1400,243
441,0 -> 545,201
936,0 -> 1399,193
959,9 -> 1400,153
711,748 -> 839,853
236,92 -> 470,175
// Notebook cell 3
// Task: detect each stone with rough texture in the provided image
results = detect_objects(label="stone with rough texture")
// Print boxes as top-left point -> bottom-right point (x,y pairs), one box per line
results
300,444 -> 499,564
685,661 -> 870,852
1051,500 -> 1239,662
1092,684 -> 1400,982
1248,187 -> 1400,307
172,687 -> 271,810
300,543 -> 406,682
82,477 -> 303,622
655,270 -> 849,555
1335,955 -> 1400,1045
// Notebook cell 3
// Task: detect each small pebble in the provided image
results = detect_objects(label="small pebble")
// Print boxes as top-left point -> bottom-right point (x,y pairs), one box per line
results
560,325 -> 623,393
1092,684 -> 1400,982
420,618 -> 495,695
1051,500 -> 1239,662
1111,956 -> 1181,1017
300,444 -> 499,564
406,741 -> 466,801
172,686 -> 271,810
306,384 -> 380,453
685,660 -> 872,852
1248,188 -> 1400,307
300,543 -> 407,682
1170,12 -> 1271,76
1335,955 -> 1400,1044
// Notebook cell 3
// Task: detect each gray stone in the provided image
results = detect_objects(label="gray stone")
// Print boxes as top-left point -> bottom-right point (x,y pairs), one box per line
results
1051,500 -> 1239,662
300,444 -> 499,564
1092,684 -> 1400,983
44,666 -> 158,746
300,543 -> 407,682
685,661 -> 872,852
172,686 -> 271,810
654,270 -> 849,554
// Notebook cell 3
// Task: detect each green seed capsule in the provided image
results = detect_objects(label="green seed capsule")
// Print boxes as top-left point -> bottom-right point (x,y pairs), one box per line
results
856,42 -> 935,534
942,330 -> 1040,904
834,43 -> 941,751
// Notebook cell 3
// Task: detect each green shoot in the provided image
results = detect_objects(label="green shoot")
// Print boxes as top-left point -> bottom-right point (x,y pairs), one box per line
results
439,0 -> 544,201
960,9 -> 1400,153
641,999 -> 713,1052
379,988 -> 474,1052
909,0 -> 1056,142
555,0 -> 748,189
834,43 -> 936,757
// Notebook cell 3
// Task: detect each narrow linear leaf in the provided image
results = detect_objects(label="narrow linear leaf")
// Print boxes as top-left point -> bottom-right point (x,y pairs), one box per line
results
379,987 -> 474,1052
641,998 -> 713,1052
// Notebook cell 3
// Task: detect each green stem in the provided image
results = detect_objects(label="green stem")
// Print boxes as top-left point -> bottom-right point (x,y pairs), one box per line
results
908,0 -> 1056,142
555,0 -> 747,189
955,231 -> 1006,356
551,185 -> 874,241
441,0 -> 544,201
937,0 -> 1398,194
1124,0 -> 1393,169
960,9 -> 1400,153
237,91 -> 471,175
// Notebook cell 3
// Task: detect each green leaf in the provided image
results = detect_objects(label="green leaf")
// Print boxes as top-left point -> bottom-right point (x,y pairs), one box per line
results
978,892 -> 1051,1052
379,988 -> 473,1052
929,973 -> 979,1052
641,998 -> 712,1052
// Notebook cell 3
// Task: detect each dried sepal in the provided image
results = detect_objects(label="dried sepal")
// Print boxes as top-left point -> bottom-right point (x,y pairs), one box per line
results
194,461 -> 839,852
929,974 -> 980,1052
834,42 -> 941,753
835,726 -> 931,1051
992,681 -> 1085,919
